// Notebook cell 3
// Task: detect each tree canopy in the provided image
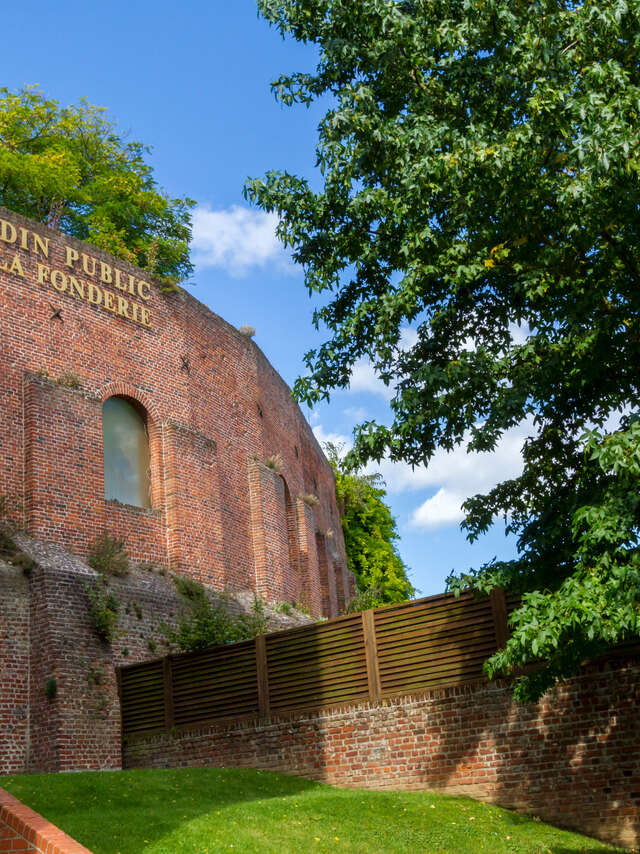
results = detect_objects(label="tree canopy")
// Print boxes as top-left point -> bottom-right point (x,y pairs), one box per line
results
0,86 -> 193,289
325,443 -> 414,606
247,0 -> 640,699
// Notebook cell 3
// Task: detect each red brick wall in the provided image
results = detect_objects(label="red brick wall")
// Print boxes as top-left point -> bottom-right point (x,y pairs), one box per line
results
0,206 -> 352,615
0,567 -> 29,774
123,657 -> 640,850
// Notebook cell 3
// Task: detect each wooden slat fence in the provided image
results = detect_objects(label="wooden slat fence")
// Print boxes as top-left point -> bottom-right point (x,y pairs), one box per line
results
118,589 -> 513,736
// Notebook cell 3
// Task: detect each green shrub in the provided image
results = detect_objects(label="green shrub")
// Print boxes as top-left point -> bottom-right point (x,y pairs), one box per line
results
239,596 -> 269,638
88,533 -> 129,577
88,666 -> 104,686
165,583 -> 268,653
86,580 -> 119,643
273,601 -> 293,616
0,498 -> 35,575
0,527 -> 18,561
299,493 -> 319,507
345,585 -> 385,614
172,575 -> 206,601
11,551 -> 36,576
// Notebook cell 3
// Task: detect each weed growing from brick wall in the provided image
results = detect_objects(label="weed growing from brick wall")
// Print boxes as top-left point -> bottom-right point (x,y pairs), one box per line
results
88,533 -> 129,577
86,579 -> 119,644
164,577 -> 268,652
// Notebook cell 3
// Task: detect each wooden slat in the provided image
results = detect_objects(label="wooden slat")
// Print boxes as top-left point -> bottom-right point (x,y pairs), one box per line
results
376,620 -> 496,657
118,589 -> 519,736
490,587 -> 509,649
163,658 -> 174,728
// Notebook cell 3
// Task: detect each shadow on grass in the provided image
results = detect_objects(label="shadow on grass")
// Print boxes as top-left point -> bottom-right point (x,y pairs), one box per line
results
0,767 -> 319,854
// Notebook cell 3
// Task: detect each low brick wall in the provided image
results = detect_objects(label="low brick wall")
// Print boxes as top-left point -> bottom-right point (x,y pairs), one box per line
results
124,657 -> 640,850
0,788 -> 91,854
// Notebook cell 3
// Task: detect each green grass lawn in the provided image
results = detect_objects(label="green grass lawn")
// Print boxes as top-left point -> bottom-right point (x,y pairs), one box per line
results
0,768 -> 624,854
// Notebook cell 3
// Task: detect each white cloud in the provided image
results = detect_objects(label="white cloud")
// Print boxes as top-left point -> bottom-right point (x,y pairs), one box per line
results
312,423 -> 351,451
410,488 -> 467,529
398,326 -> 419,351
348,359 -> 394,400
191,204 -> 293,276
407,420 -> 532,530
344,406 -> 369,421
312,408 -> 532,531
509,321 -> 530,346
373,421 -> 531,497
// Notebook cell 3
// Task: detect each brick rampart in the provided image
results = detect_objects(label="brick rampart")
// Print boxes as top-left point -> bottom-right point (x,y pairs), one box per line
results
124,658 -> 640,850
0,567 -> 29,774
0,205 -> 352,617
0,538 -> 312,776
0,788 -> 91,853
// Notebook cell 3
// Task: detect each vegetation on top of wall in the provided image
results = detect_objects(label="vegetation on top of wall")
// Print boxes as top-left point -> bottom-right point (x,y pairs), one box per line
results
55,373 -> 82,389
299,493 -> 319,507
0,494 -> 35,576
87,533 -> 129,577
0,86 -> 194,290
164,576 -> 269,653
325,443 -> 414,607
263,453 -> 284,473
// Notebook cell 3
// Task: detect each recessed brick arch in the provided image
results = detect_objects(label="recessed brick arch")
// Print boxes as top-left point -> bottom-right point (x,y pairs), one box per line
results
99,381 -> 163,423
99,381 -> 165,515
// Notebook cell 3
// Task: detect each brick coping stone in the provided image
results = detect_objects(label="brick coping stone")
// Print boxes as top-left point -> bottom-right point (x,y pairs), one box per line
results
0,787 -> 92,854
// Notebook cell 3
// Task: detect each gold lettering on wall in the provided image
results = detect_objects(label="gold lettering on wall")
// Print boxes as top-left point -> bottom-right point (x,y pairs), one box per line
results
0,217 -> 155,329
0,253 -> 25,278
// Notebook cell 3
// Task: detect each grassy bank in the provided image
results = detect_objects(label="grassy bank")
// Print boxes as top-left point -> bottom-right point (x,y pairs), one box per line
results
0,768 -> 624,854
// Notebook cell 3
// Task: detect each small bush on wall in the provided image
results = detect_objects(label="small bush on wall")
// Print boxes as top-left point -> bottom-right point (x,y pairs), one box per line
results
164,577 -> 268,652
88,533 -> 129,577
86,579 -> 119,644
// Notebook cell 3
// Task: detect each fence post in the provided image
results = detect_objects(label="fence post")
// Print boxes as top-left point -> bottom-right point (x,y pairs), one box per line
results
255,634 -> 270,718
490,588 -> 509,649
362,609 -> 382,704
163,657 -> 174,729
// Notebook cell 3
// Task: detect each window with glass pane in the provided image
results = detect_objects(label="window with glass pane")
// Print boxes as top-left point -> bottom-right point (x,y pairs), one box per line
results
102,397 -> 151,508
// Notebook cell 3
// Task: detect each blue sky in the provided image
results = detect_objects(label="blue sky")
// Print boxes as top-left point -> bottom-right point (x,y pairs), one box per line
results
3,1 -> 522,595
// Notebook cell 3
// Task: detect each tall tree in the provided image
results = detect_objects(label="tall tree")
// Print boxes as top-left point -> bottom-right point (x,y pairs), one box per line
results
247,0 -> 640,699
326,443 -> 414,606
0,86 -> 193,289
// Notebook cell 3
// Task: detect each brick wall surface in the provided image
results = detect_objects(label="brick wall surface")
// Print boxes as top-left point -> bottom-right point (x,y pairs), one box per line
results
0,205 -> 352,617
124,657 -> 640,850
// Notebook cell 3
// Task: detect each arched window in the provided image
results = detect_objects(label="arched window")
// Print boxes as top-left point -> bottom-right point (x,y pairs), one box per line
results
102,396 -> 151,508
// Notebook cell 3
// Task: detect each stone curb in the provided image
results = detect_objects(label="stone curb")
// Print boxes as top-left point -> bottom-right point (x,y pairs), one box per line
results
0,787 -> 92,854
